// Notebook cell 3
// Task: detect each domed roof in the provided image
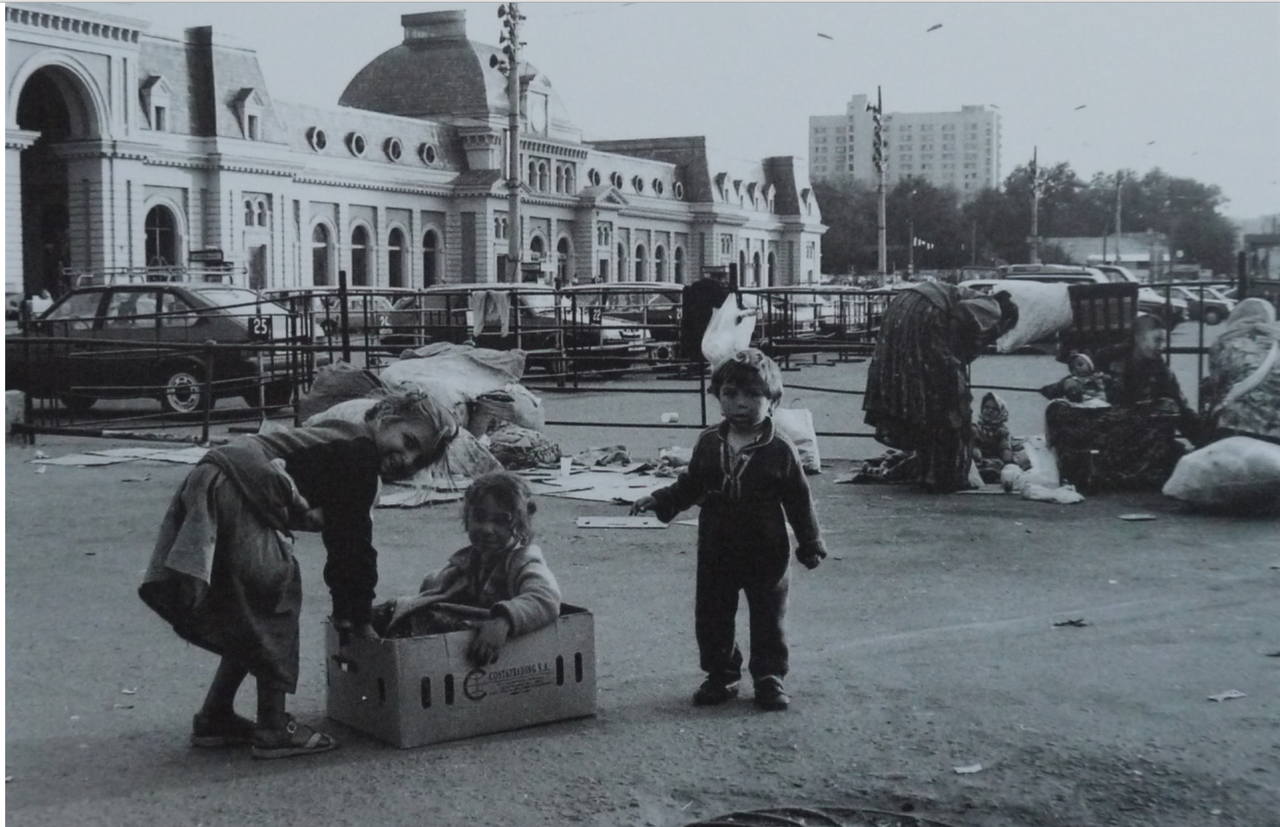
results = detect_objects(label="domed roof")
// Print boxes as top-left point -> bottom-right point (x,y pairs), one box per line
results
339,11 -> 509,121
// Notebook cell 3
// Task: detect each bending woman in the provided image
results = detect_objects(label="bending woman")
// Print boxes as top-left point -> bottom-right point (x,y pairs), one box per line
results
139,391 -> 457,759
862,281 -> 1018,492
1045,314 -> 1204,490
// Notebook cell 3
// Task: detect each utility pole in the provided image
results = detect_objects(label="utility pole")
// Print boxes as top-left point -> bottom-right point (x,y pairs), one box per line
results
493,4 -> 524,283
866,87 -> 887,280
1029,146 -> 1041,264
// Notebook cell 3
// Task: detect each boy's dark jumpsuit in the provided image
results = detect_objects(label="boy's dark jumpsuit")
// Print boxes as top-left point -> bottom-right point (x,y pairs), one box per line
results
647,419 -> 825,688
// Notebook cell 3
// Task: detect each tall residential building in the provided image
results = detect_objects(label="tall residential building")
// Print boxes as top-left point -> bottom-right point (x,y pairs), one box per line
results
809,94 -> 1001,199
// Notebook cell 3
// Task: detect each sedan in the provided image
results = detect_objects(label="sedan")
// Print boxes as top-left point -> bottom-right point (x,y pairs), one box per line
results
1168,285 -> 1236,325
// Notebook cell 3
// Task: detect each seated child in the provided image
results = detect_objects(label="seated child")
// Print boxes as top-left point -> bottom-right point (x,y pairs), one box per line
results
376,471 -> 561,667
972,391 -> 1015,483
1039,352 -> 1110,406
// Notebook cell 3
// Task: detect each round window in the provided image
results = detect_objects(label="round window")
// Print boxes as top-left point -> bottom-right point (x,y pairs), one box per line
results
610,172 -> 623,189
308,127 -> 328,152
419,143 -> 438,165
347,132 -> 366,157
385,137 -> 403,162
588,168 -> 601,186
632,176 -> 645,193
653,179 -> 664,196
673,181 -> 685,200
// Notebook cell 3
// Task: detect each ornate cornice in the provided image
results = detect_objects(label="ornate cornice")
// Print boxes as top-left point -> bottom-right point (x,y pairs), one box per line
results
6,5 -> 143,45
520,138 -> 588,161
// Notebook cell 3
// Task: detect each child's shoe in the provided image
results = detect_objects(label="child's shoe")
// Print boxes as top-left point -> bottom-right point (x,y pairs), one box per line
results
753,676 -> 790,711
692,679 -> 740,706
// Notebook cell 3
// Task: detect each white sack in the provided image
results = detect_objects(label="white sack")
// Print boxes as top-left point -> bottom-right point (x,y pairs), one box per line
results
701,299 -> 756,368
773,407 -> 821,474
992,281 -> 1074,354
1162,436 -> 1280,513
471,383 -> 546,434
380,342 -> 526,425
1019,435 -> 1061,488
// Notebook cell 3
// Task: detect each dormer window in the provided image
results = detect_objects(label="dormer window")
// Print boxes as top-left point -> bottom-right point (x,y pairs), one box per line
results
232,87 -> 265,141
140,75 -> 172,132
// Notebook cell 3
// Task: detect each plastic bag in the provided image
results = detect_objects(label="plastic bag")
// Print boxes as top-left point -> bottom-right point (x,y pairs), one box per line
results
992,281 -> 1073,354
1018,435 -> 1061,488
773,408 -> 821,474
701,297 -> 756,368
1162,436 -> 1280,514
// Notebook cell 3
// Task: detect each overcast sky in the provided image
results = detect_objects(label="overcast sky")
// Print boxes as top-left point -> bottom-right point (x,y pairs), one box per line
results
101,1 -> 1280,219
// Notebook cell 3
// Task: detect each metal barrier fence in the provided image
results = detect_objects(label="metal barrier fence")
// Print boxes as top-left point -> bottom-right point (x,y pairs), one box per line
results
9,278 -> 1235,444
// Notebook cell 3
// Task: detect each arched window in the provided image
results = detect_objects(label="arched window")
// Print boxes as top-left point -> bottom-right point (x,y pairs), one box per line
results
538,162 -> 549,192
674,247 -> 686,283
767,252 -> 777,286
654,245 -> 666,282
617,242 -> 627,282
351,225 -> 369,286
556,237 -> 571,285
530,235 -> 545,260
634,244 -> 647,282
555,166 -> 565,194
145,206 -> 178,267
527,159 -> 537,185
739,251 -> 748,286
564,166 -> 576,193
752,252 -> 762,287
311,223 -> 331,286
244,200 -> 255,227
422,229 -> 439,286
388,228 -> 405,288
494,216 -> 503,239
255,200 -> 268,227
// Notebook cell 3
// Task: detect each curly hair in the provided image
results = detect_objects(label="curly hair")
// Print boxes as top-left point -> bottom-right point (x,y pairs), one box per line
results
709,347 -> 784,403
462,470 -> 537,546
364,388 -> 459,470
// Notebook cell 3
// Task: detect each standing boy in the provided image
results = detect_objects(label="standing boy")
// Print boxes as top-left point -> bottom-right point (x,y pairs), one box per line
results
632,348 -> 826,710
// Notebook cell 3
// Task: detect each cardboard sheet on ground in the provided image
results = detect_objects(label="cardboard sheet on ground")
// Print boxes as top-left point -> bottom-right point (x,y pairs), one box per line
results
530,470 -> 669,503
30,453 -> 133,466
575,516 -> 666,529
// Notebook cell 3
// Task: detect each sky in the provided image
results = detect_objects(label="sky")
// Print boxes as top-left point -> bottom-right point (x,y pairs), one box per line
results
96,1 -> 1280,219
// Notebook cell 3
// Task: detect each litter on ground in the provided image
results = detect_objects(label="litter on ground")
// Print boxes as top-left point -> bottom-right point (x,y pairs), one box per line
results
1207,690 -> 1247,702
575,516 -> 666,529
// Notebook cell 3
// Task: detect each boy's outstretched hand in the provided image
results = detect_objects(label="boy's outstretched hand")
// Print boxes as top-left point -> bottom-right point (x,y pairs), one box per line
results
468,616 -> 512,666
629,496 -> 656,517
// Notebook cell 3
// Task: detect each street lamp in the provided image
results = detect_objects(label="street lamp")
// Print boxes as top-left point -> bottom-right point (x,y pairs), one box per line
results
491,3 -> 525,283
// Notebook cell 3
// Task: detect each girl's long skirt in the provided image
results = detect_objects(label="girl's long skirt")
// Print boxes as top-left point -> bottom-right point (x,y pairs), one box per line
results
863,289 -> 973,492
139,464 -> 303,693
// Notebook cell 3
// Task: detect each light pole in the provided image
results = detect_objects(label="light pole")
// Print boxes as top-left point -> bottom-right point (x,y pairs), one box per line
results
491,4 -> 524,283
1028,146 -> 1042,264
866,87 -> 887,280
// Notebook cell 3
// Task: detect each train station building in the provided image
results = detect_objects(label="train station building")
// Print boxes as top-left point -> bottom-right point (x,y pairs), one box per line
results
5,4 -> 825,299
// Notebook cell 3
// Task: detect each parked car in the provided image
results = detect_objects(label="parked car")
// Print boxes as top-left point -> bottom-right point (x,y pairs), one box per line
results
1168,285 -> 1236,325
559,282 -> 683,361
383,284 -> 648,373
262,287 -> 405,339
1079,265 -> 1189,325
6,274 -> 307,414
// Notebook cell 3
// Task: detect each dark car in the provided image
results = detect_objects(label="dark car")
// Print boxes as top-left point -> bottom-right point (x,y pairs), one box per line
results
383,284 -> 648,373
559,282 -> 683,362
6,274 -> 307,414
1168,285 -> 1236,325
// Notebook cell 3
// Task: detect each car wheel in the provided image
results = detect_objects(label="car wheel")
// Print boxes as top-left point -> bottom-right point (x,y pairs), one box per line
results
159,365 -> 212,416
1202,308 -> 1225,326
58,393 -> 98,413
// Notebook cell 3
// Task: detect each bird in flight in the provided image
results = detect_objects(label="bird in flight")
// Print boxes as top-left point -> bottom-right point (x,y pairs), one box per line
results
816,32 -> 834,40
926,23 -> 943,32
1147,141 -> 1157,145
1074,104 -> 1087,110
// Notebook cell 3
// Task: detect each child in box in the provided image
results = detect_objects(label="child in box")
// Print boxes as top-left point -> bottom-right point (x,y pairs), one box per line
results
380,471 -> 561,668
631,348 -> 826,711
139,390 -> 457,759
972,392 -> 1015,484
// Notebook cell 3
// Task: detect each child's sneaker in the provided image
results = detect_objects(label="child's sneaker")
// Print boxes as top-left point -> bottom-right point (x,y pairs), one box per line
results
753,677 -> 790,711
692,679 -> 739,706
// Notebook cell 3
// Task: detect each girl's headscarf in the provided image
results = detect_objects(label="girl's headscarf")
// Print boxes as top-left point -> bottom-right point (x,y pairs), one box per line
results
979,391 -> 1010,425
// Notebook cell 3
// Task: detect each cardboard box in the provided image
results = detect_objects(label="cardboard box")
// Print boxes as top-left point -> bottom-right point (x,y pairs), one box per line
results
324,604 -> 596,748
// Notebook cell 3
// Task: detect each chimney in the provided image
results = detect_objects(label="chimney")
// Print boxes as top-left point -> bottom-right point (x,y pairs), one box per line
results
402,10 -> 467,43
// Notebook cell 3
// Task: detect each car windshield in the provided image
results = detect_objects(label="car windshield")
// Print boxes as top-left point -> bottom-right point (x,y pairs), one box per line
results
521,292 -> 557,312
194,288 -> 293,319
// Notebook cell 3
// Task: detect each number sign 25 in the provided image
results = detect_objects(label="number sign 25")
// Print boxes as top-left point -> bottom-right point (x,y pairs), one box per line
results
249,315 -> 273,341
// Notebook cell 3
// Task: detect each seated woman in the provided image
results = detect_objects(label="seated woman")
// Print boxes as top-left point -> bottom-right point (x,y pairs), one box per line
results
1045,314 -> 1205,491
1201,298 -> 1280,446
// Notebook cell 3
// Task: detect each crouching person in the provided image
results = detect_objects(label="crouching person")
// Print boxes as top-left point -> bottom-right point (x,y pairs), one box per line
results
139,391 -> 457,759
378,471 -> 561,667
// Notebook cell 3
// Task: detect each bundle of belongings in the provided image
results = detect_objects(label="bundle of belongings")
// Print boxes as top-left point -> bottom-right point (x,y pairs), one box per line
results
300,344 -> 559,503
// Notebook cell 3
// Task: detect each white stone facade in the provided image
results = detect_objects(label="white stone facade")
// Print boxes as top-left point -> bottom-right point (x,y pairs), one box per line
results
6,4 -> 825,298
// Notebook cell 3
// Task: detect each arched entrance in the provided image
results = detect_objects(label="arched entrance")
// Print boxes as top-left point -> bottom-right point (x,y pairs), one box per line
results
15,63 -> 102,296
556,237 -> 571,286
422,229 -> 439,286
144,206 -> 178,266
